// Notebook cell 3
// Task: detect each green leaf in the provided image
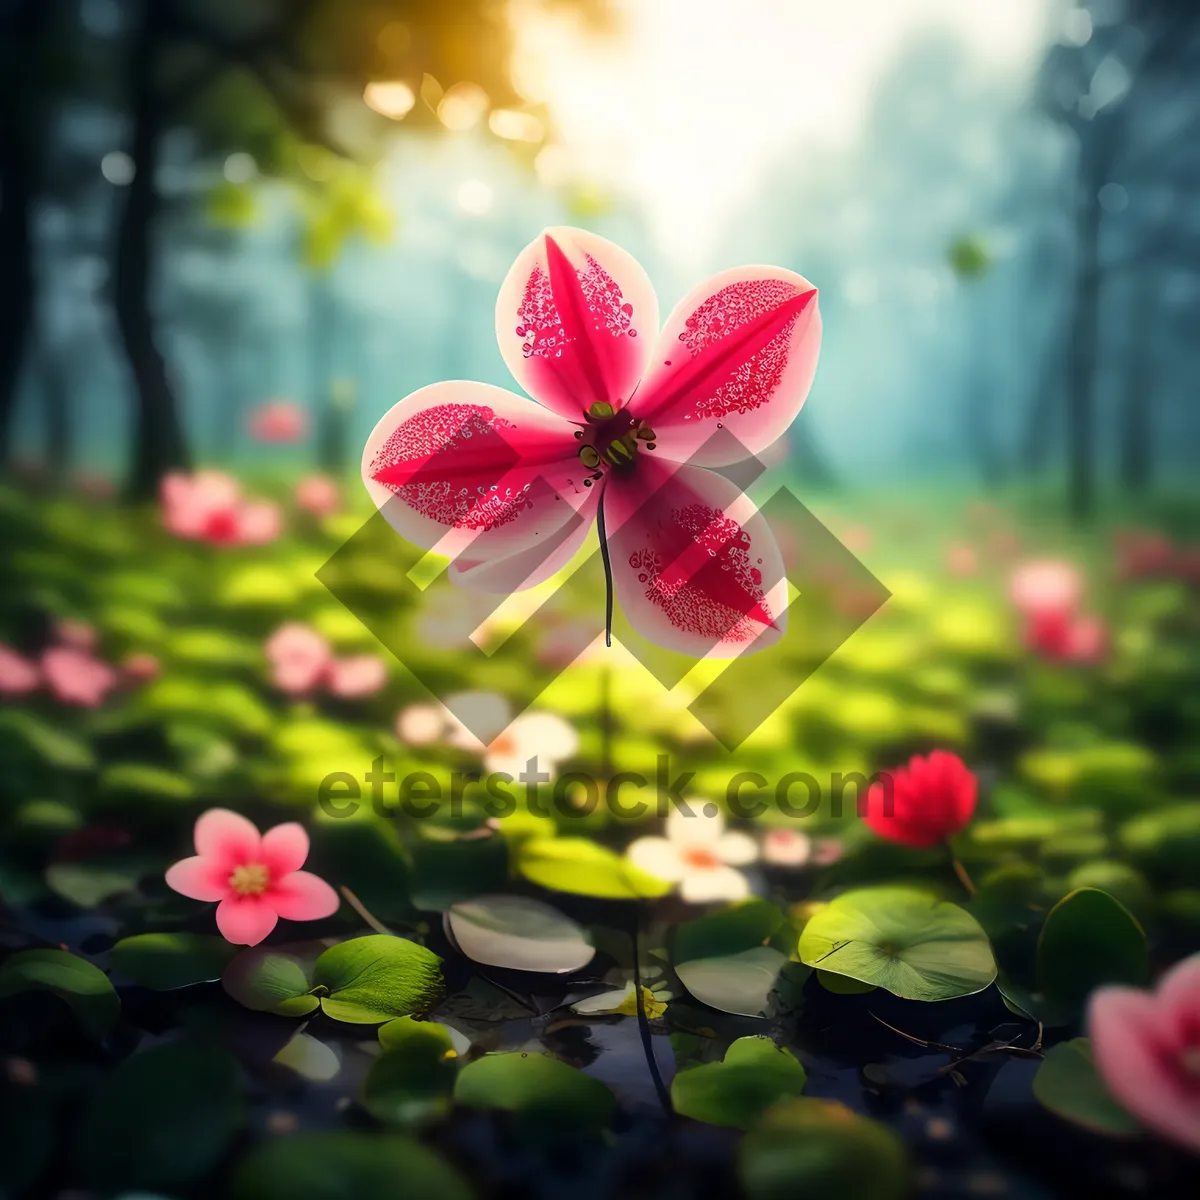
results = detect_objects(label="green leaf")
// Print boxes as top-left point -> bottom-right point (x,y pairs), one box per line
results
274,1032 -> 341,1082
517,837 -> 671,899
797,887 -> 996,1001
45,861 -> 139,907
671,1036 -> 807,1129
1036,888 -> 1148,1022
1032,1038 -> 1140,1136
455,1051 -> 615,1130
76,1041 -> 244,1191
446,894 -> 594,974
232,1133 -> 472,1200
816,969 -> 877,995
363,1018 -> 458,1126
0,949 -> 119,1039
674,900 -> 784,964
739,1098 -> 909,1200
676,947 -> 790,1018
313,935 -> 444,1024
221,942 -> 323,1016
110,933 -> 239,991
99,762 -> 196,801
0,709 -> 95,770
411,836 -> 508,911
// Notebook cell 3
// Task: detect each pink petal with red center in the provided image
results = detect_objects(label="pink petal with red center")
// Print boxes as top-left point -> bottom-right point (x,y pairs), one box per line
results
448,488 -> 599,593
1089,985 -> 1200,1152
164,855 -> 230,901
631,267 -> 820,466
604,459 -> 786,658
269,871 -> 340,921
194,808 -> 261,867
363,381 -> 587,565
495,227 -> 658,421
216,895 -> 279,946
260,823 -> 310,876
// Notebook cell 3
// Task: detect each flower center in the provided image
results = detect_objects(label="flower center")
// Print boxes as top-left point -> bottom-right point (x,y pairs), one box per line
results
681,846 -> 721,870
228,862 -> 271,896
575,401 -> 655,486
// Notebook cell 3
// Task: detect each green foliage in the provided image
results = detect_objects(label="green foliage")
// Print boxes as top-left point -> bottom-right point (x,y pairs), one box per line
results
1032,1038 -> 1140,1136
0,949 -> 119,1039
517,836 -> 672,899
446,894 -> 595,973
948,234 -> 991,280
312,935 -> 444,1023
671,1036 -> 807,1129
110,932 -> 239,990
363,1018 -> 458,1125
222,942 -> 324,1016
455,1051 -> 616,1132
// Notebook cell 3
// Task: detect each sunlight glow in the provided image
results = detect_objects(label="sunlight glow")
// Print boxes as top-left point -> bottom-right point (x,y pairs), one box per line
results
363,80 -> 416,120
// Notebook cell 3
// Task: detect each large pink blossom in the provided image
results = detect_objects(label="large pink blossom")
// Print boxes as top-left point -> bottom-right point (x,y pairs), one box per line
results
41,646 -> 117,708
165,808 -> 339,945
361,227 -> 821,655
1089,953 -> 1200,1153
161,470 -> 282,546
264,624 -> 386,699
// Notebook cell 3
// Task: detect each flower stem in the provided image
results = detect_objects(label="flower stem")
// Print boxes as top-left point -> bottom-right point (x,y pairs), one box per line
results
597,490 -> 613,647
631,908 -> 673,1117
339,885 -> 392,936
946,846 -> 977,896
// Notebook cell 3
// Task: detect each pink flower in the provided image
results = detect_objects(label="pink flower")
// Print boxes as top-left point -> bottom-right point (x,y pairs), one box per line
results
160,470 -> 282,546
249,399 -> 308,443
762,827 -> 812,867
0,645 -> 39,697
326,655 -> 388,698
41,647 -> 117,708
295,475 -> 341,518
1023,610 -> 1108,665
122,652 -> 160,685
1088,953 -> 1200,1153
362,226 -> 821,656
265,624 -> 334,696
864,750 -> 977,849
165,808 -> 339,945
1009,558 -> 1083,617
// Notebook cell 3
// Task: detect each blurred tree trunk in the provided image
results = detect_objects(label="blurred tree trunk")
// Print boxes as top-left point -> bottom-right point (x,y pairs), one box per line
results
41,337 -> 73,481
116,0 -> 190,500
1119,273 -> 1156,496
0,0 -> 53,467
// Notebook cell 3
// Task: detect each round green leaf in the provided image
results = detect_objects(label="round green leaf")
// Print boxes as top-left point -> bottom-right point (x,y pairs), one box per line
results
363,1019 -> 458,1126
45,862 -> 139,907
797,887 -> 996,1002
816,969 -> 877,995
232,1133 -> 472,1200
274,1032 -> 341,1082
313,935 -> 444,1024
740,1098 -> 909,1200
0,949 -> 119,1039
221,942 -> 323,1016
676,947 -> 789,1018
1032,1038 -> 1140,1136
111,933 -> 238,991
454,1051 -> 615,1129
446,894 -> 594,974
671,1036 -> 807,1129
76,1041 -> 244,1191
517,838 -> 671,899
1036,888 -> 1148,1021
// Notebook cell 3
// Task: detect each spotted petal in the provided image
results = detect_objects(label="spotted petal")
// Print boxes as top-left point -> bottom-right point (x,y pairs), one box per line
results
604,459 -> 787,658
631,267 -> 820,466
495,227 -> 658,422
363,380 -> 588,565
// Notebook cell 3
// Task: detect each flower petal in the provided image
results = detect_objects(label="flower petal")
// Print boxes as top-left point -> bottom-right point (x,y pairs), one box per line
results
164,855 -> 229,902
194,808 -> 261,867
667,806 -> 724,846
626,836 -> 686,882
631,267 -> 820,466
716,831 -> 758,866
215,896 -> 279,946
260,823 -> 310,876
362,381 -> 587,564
269,871 -> 341,922
1158,952 -> 1200,1045
495,226 -> 658,421
1089,986 -> 1200,1152
606,459 -> 787,658
680,864 -> 751,904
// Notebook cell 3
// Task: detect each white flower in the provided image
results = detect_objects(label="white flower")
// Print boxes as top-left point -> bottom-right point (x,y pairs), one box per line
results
434,690 -> 579,779
626,809 -> 757,903
761,827 -> 812,868
396,703 -> 446,746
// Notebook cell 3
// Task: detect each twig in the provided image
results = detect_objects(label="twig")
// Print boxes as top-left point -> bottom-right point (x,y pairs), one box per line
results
868,1011 -> 964,1054
339,885 -> 391,936
632,911 -> 673,1116
947,845 -> 977,896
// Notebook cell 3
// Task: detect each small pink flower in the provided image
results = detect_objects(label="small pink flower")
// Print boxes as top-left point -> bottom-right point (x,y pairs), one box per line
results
236,500 -> 283,545
0,645 -> 39,697
1009,558 -> 1083,617
945,542 -> 978,577
41,647 -> 117,708
165,808 -> 339,945
326,655 -> 388,698
1089,952 -> 1200,1153
295,475 -> 341,518
249,399 -> 308,444
54,619 -> 97,652
265,624 -> 333,696
122,653 -> 160,685
762,827 -> 812,868
160,471 -> 282,546
1023,610 -> 1108,664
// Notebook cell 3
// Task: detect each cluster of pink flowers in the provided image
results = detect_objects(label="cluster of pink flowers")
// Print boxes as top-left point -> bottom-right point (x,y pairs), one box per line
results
1009,559 -> 1107,665
0,620 -> 156,708
248,399 -> 308,444
294,475 -> 341,518
1113,528 -> 1200,587
265,623 -> 387,699
160,471 -> 282,546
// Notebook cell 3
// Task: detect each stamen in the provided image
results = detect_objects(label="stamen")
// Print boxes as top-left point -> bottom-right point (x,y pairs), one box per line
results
597,491 -> 613,648
228,862 -> 271,896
